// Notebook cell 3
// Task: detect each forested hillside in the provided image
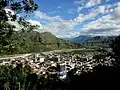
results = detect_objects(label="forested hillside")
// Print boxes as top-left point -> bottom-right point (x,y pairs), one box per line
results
0,30 -> 82,55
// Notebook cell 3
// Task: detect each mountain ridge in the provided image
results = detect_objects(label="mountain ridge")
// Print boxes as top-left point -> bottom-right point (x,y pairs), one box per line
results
10,30 -> 82,54
69,35 -> 117,43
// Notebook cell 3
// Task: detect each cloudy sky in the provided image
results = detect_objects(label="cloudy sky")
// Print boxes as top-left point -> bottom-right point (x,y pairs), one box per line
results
27,0 -> 120,38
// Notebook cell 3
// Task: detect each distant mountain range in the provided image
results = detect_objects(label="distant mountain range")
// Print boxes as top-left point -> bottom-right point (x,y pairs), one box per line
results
69,35 -> 117,43
70,35 -> 92,43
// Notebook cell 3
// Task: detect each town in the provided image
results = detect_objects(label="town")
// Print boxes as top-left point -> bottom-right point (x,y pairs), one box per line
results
0,50 -> 115,79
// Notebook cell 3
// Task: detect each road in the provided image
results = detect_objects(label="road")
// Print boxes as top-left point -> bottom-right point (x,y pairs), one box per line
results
0,54 -> 32,60
42,48 -> 95,54
0,48 -> 95,60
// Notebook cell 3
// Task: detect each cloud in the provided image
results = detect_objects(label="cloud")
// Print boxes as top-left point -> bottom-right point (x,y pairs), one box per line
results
34,10 -> 78,37
118,2 -> 120,7
34,11 -> 63,22
77,6 -> 83,13
75,0 -> 102,13
33,1 -> 120,38
74,5 -> 106,23
28,19 -> 43,29
57,6 -> 62,9
85,0 -> 101,8
33,4 -> 107,37
56,31 -> 81,38
67,31 -> 80,38
74,0 -> 85,6
77,6 -> 120,36
74,1 -> 82,5
68,9 -> 76,14
105,0 -> 110,2
7,19 -> 44,32
28,19 -> 41,26
39,6 -> 103,37
34,10 -> 78,34
99,6 -> 105,13
48,10 -> 60,14
112,7 -> 120,19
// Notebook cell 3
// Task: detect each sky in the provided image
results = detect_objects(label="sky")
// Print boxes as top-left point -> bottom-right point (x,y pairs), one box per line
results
26,0 -> 120,38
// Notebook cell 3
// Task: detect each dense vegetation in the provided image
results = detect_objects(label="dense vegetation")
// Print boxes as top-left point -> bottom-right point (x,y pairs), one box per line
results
0,63 -> 66,90
2,30 -> 82,54
0,0 -> 38,55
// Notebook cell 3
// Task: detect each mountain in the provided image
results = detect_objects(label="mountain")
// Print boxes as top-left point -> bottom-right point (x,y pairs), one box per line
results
39,32 -> 59,44
86,36 -> 107,42
87,36 -> 117,43
10,30 -> 81,54
71,35 -> 117,43
71,35 -> 92,43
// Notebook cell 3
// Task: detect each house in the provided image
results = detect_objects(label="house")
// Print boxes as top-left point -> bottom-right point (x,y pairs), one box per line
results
37,56 -> 45,63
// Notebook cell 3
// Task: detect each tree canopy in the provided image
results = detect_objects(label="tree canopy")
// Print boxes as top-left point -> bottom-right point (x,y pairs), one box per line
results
0,0 -> 38,54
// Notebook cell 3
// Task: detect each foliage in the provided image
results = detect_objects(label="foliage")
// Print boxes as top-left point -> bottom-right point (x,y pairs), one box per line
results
0,64 -> 66,90
0,62 -> 120,90
111,35 -> 120,60
0,0 -> 38,55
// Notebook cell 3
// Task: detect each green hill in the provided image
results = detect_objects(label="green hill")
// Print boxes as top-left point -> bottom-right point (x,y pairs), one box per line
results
6,30 -> 81,54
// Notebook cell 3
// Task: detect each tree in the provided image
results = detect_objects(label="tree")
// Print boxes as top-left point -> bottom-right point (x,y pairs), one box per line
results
111,35 -> 120,58
0,0 -> 38,54
110,35 -> 120,66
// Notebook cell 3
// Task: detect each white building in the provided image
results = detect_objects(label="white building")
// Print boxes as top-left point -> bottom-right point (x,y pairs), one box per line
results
39,57 -> 45,63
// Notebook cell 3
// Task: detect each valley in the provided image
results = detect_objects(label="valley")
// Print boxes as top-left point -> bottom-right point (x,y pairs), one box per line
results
0,0 -> 120,89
